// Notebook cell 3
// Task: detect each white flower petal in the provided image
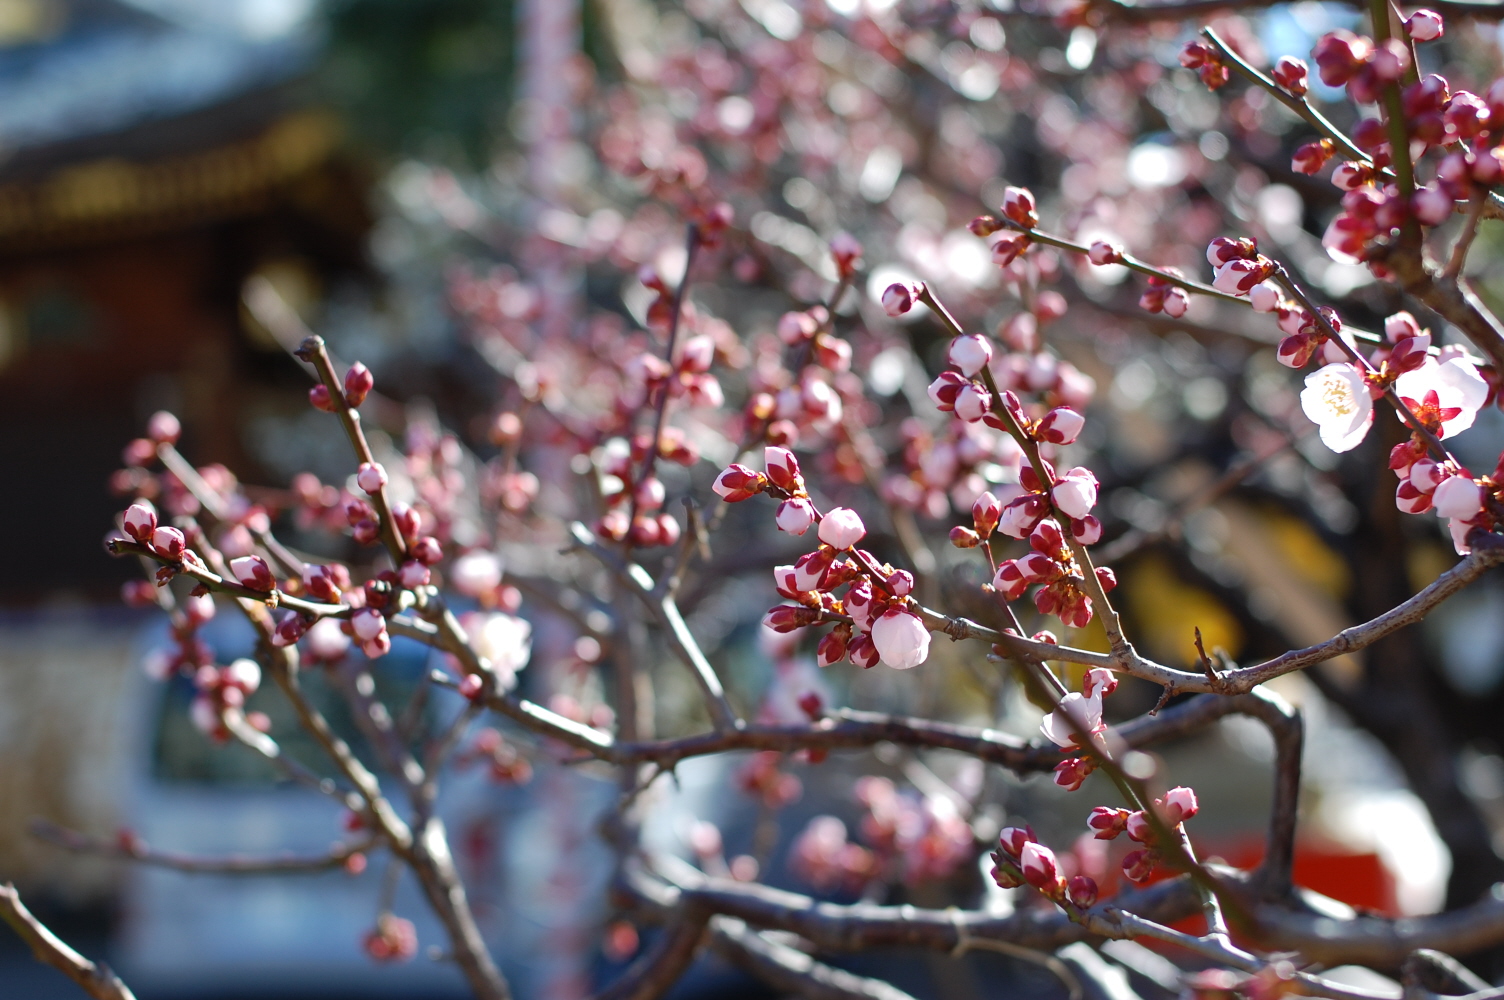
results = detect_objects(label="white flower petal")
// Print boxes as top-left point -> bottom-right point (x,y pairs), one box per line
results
1300,364 -> 1373,453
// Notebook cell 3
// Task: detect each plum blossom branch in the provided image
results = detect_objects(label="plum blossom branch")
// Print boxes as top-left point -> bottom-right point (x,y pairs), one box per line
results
294,335 -> 408,564
1200,28 -> 1370,166
31,819 -> 377,875
0,884 -> 137,1000
906,282 -> 1130,653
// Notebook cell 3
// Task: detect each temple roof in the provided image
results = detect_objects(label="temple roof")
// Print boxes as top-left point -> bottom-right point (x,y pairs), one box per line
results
0,0 -> 316,169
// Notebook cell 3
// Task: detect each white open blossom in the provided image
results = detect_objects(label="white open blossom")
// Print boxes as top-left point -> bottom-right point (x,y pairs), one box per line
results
1300,363 -> 1373,453
1392,356 -> 1489,439
461,611 -> 532,690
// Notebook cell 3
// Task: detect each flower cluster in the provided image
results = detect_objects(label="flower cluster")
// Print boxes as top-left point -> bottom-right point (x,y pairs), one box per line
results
1087,786 -> 1200,885
991,515 -> 1115,629
1179,40 -> 1229,91
791,776 -> 975,893
453,728 -> 534,785
719,447 -> 932,669
989,826 -> 1099,909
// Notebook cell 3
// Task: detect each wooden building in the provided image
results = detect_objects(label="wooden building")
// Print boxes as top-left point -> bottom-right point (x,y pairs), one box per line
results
0,0 -> 370,601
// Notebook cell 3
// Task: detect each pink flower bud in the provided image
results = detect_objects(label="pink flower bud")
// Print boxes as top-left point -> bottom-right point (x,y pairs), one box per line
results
991,232 -> 1030,267
309,384 -> 338,412
1371,38 -> 1411,81
927,371 -> 967,412
793,549 -> 835,593
152,526 -> 186,560
775,498 -> 816,535
992,560 -> 1031,601
1272,56 -> 1308,96
1052,467 -> 1099,519
713,464 -> 764,502
972,491 -> 1002,538
224,658 -> 261,695
1125,810 -> 1154,844
1001,186 -> 1038,227
458,673 -> 485,700
870,609 -> 929,669
391,503 -> 421,543
1159,785 -> 1200,824
123,504 -> 158,544
950,526 -> 980,548
1037,407 -> 1085,445
765,446 -> 802,491
881,281 -> 922,317
1053,756 -> 1095,791
184,592 -> 215,625
1314,30 -> 1372,87
1087,806 -> 1129,840
1249,282 -> 1281,313
356,462 -> 388,495
817,508 -> 867,549
1213,258 -> 1272,295
778,310 -> 819,344
1087,240 -> 1123,265
361,631 -> 392,659
1412,186 -> 1453,226
763,605 -> 810,633
1206,236 -> 1257,267
1433,475 -> 1484,519
1411,460 -> 1444,493
1066,875 -> 1099,908
947,335 -> 993,377
1161,287 -> 1189,318
303,564 -> 343,602
1406,8 -> 1443,41
1121,847 -> 1157,883
273,612 -> 308,647
1292,140 -> 1335,175
1072,516 -> 1103,545
412,536 -> 443,564
1019,841 -> 1062,893
998,494 -> 1046,539
146,411 -> 181,444
399,560 -> 431,589
953,383 -> 991,422
848,632 -> 880,669
634,475 -> 665,510
230,555 -> 274,592
352,608 -> 385,641
814,335 -> 851,372
679,335 -> 714,374
831,231 -> 863,277
1277,333 -> 1318,369
997,826 -> 1035,859
344,363 -> 374,407
1397,481 -> 1434,514
816,628 -> 849,667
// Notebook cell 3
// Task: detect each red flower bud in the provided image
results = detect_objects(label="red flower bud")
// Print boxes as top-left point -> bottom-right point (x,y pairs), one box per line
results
309,384 -> 338,412
1066,875 -> 1098,908
344,363 -> 374,407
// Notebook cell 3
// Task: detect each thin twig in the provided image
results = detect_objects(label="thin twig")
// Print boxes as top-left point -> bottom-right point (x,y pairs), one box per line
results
30,819 -> 376,875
